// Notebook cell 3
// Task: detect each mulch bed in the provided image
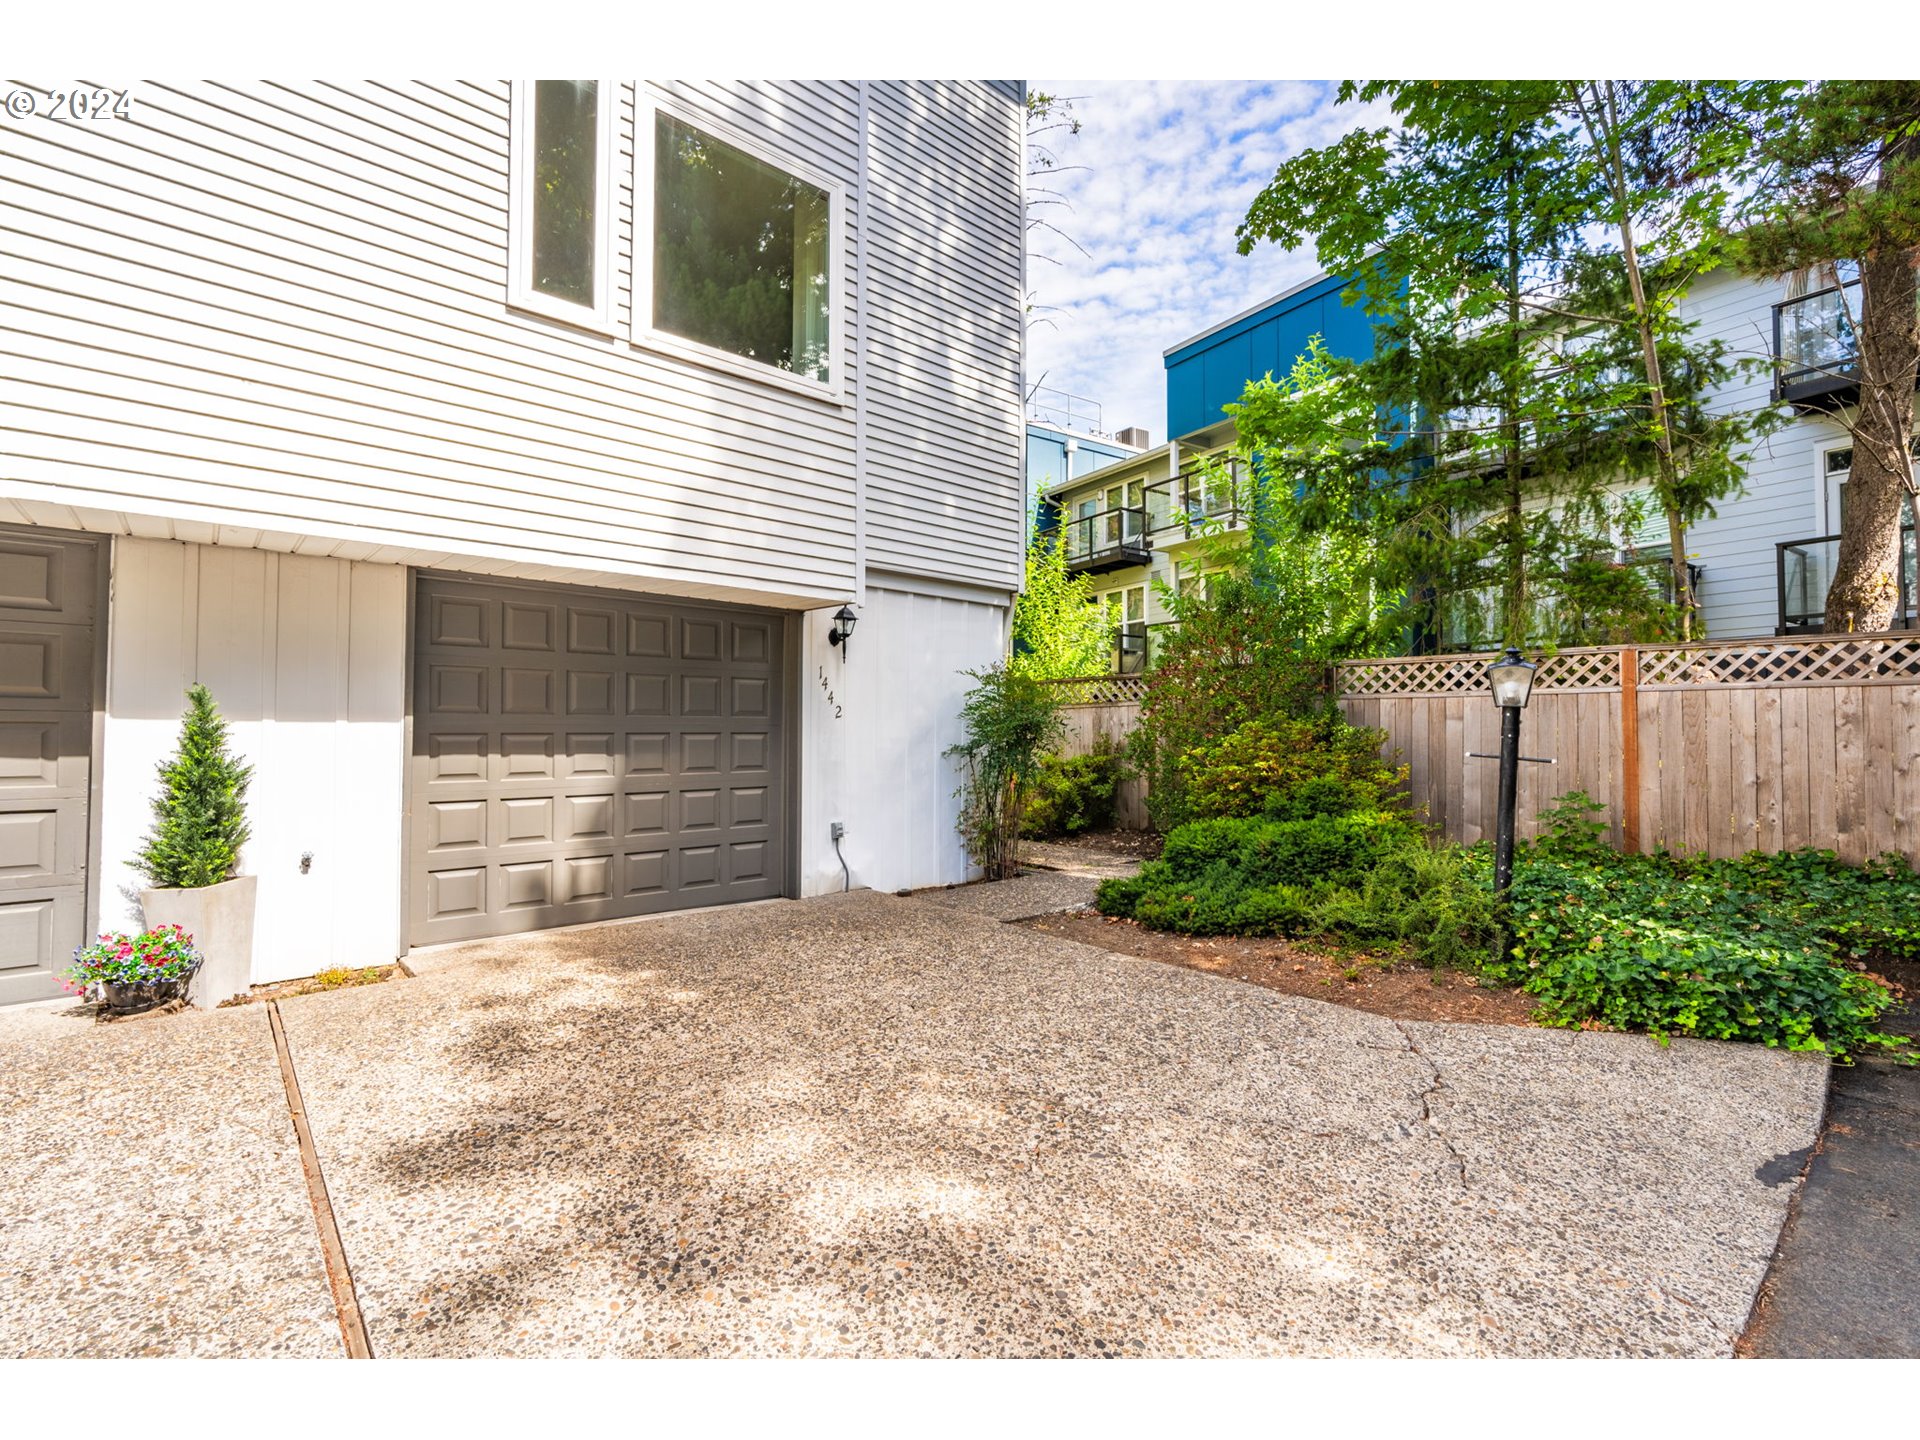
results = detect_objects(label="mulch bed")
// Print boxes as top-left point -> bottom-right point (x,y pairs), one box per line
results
1034,827 -> 1164,860
1021,910 -> 1539,1028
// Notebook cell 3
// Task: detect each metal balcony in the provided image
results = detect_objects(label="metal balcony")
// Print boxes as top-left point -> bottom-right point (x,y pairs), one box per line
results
1141,456 -> 1248,537
1776,526 -> 1916,635
1773,283 -> 1862,411
1040,505 -> 1151,576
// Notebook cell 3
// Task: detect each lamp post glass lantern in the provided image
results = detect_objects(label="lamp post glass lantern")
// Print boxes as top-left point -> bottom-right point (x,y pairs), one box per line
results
1485,648 -> 1535,904
1488,648 -> 1537,709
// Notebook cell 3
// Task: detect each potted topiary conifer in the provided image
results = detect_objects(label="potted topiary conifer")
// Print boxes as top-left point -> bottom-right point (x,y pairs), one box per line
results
136,683 -> 258,1009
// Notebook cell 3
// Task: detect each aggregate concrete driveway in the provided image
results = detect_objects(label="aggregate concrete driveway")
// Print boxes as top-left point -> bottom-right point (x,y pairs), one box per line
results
1,890 -> 1827,1358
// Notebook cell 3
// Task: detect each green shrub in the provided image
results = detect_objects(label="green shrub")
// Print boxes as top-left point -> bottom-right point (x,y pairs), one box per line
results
1096,810 -> 1488,960
1307,844 -> 1497,972
1099,775 -> 1911,1061
1178,714 -> 1412,825
1127,574 -> 1335,831
1490,795 -> 1913,1059
1021,741 -> 1122,838
136,683 -> 253,890
945,663 -> 1066,880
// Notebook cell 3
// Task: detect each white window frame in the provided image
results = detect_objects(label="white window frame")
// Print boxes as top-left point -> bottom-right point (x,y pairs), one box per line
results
633,86 -> 847,404
507,79 -> 618,333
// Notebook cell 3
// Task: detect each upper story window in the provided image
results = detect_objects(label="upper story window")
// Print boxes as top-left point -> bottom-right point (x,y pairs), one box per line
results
508,80 -> 616,330
637,96 -> 840,393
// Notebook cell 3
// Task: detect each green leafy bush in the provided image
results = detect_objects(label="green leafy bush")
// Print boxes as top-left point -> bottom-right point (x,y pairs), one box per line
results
945,663 -> 1067,880
1484,791 -> 1911,1059
1498,850 -> 1905,1058
1308,843 -> 1497,972
1096,778 -> 1911,1060
1021,741 -> 1122,839
1178,714 -> 1411,825
1127,574 -> 1335,831
136,683 -> 253,890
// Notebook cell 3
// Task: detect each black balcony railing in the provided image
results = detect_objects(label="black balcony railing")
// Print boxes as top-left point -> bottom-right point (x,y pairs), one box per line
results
1141,456 -> 1248,536
1436,551 -> 1701,653
1774,283 -> 1861,407
1039,505 -> 1150,575
1776,526 -> 1916,635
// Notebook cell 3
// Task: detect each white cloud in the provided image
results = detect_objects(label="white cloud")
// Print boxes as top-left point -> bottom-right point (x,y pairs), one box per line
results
1025,80 -> 1388,441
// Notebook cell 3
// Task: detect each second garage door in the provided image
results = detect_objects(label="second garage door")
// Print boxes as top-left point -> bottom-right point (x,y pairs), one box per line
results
409,576 -> 785,947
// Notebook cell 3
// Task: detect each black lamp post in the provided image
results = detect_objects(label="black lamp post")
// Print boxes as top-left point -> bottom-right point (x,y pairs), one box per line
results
1486,647 -> 1537,899
827,604 -> 858,659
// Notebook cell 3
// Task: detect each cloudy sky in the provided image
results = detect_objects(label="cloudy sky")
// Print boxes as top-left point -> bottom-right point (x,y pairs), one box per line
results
1025,80 -> 1390,443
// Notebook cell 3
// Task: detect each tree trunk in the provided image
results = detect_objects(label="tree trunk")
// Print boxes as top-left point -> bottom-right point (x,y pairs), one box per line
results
1824,111 -> 1920,635
1584,82 -> 1699,640
1825,242 -> 1919,631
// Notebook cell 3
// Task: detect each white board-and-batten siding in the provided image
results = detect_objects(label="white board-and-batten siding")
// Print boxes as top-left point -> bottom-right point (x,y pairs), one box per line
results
102,539 -> 406,983
0,80 -> 1025,606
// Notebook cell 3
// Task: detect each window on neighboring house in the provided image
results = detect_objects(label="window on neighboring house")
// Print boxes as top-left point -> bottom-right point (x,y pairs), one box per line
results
509,80 -> 615,329
1176,563 -> 1220,603
640,101 -> 838,389
1118,586 -> 1147,673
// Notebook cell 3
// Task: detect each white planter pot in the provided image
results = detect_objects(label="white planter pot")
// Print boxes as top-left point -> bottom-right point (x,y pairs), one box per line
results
140,875 -> 258,1010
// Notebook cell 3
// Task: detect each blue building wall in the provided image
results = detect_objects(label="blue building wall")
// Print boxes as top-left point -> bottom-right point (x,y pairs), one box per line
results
1163,270 -> 1379,440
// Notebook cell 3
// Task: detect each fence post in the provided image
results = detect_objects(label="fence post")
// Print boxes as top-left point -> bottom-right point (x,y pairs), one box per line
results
1619,646 -> 1640,854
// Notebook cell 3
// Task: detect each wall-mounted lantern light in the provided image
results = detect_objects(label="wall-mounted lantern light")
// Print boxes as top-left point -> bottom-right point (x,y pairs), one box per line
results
827,604 -> 858,658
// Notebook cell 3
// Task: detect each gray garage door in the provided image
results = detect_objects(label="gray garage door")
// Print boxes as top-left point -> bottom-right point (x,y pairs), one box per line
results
409,576 -> 785,947
0,529 -> 98,1006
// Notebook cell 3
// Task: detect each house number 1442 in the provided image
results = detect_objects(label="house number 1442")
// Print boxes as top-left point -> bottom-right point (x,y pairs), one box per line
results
817,666 -> 842,719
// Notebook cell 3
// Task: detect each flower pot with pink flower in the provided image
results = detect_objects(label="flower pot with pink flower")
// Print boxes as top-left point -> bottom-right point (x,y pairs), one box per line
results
65,925 -> 204,1014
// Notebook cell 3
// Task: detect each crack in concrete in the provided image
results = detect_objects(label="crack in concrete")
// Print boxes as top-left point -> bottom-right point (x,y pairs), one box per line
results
1394,1021 -> 1469,1186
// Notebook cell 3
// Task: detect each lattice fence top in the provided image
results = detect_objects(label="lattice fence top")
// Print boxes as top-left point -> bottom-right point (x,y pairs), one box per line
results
1339,631 -> 1920,697
1637,633 -> 1920,689
1341,648 -> 1621,698
1039,675 -> 1149,706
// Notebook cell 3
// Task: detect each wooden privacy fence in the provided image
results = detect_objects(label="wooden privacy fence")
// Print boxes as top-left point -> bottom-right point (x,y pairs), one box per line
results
1041,676 -> 1150,829
1338,633 -> 1920,866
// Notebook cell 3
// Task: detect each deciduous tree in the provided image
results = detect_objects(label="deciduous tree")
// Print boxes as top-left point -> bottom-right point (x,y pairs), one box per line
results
1010,523 -> 1115,679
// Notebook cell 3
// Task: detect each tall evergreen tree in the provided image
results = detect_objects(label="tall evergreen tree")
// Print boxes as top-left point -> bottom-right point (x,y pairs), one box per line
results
136,684 -> 254,890
1559,81 -> 1784,638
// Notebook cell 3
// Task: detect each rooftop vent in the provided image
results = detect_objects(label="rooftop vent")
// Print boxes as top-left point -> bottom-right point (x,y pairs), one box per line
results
1115,426 -> 1151,449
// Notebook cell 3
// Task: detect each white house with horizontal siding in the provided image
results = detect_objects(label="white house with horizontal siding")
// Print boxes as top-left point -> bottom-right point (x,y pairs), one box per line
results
0,79 -> 1026,1003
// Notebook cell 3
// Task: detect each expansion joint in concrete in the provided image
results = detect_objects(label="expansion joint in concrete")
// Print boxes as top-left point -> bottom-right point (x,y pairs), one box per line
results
268,1000 -> 373,1359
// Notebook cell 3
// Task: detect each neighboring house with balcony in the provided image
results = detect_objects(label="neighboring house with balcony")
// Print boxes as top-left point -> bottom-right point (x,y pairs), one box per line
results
1023,385 -> 1146,520
1683,260 -> 1915,637
0,80 -> 1025,1005
1037,272 -> 1374,671
1044,264 -> 1916,672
